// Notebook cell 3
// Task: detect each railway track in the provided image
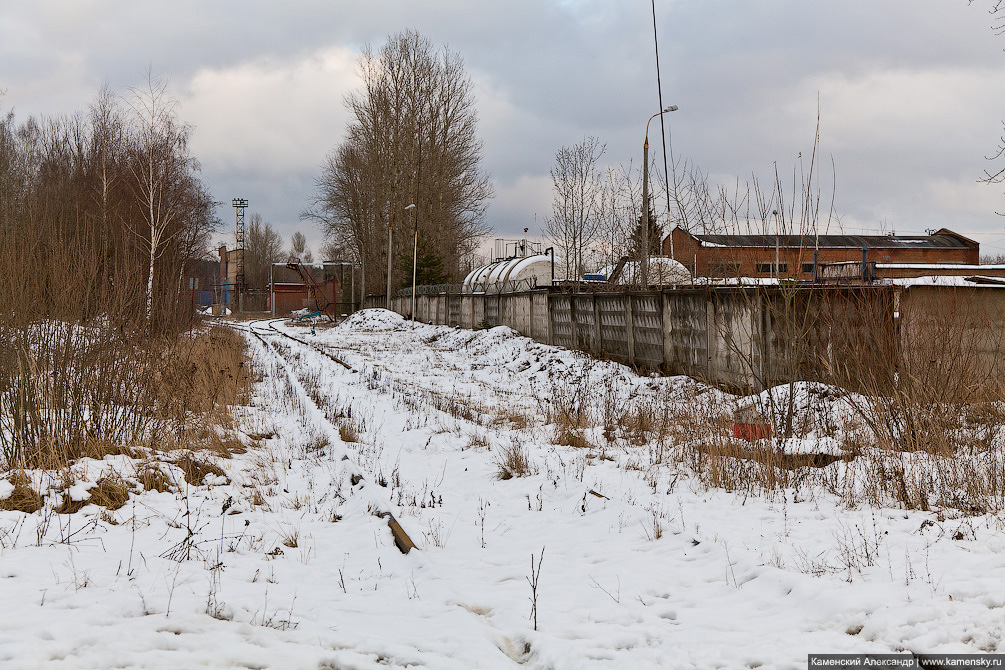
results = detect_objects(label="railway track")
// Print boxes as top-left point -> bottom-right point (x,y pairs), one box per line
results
230,318 -> 418,554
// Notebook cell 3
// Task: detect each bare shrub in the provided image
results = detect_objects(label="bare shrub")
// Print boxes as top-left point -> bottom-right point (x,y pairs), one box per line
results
0,323 -> 153,469
835,287 -> 1003,456
0,324 -> 249,472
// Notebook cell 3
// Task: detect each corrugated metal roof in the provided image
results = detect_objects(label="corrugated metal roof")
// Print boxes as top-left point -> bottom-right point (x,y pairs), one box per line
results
692,232 -> 973,250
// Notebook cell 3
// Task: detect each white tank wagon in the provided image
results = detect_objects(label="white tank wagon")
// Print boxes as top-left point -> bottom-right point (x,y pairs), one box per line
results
462,254 -> 554,293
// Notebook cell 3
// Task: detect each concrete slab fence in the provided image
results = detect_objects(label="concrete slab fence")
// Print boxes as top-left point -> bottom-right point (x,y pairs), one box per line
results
364,284 -> 1004,392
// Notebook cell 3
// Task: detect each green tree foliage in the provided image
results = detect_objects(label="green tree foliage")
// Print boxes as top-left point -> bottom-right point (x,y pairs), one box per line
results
628,196 -> 664,258
399,235 -> 450,289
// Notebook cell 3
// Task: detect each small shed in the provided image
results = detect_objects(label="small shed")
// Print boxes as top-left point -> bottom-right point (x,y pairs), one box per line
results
267,262 -> 352,317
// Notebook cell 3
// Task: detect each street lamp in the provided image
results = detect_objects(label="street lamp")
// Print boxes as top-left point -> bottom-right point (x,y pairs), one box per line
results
405,203 -> 417,326
641,104 -> 677,287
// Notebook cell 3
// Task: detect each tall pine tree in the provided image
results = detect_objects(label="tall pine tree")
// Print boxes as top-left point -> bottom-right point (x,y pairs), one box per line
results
628,195 -> 664,257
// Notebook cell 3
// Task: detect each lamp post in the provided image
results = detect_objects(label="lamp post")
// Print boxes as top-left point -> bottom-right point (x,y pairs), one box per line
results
405,203 -> 417,326
641,104 -> 677,287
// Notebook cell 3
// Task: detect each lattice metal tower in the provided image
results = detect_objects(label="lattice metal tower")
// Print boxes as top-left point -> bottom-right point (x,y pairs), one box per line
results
232,198 -> 248,293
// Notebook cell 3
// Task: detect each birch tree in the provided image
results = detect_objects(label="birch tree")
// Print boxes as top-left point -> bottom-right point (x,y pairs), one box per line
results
125,74 -> 193,331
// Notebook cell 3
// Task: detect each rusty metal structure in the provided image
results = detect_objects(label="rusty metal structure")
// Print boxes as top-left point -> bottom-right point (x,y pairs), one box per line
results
284,262 -> 335,321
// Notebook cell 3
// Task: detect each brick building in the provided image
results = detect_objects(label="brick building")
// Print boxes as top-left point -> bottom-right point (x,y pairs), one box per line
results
267,263 -> 353,318
218,245 -> 244,307
664,227 -> 980,280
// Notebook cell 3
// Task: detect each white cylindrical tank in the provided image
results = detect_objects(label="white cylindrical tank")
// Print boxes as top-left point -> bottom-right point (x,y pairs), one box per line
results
463,254 -> 553,293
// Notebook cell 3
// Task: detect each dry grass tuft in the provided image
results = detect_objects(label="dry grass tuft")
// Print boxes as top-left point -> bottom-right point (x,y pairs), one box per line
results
250,488 -> 268,508
0,471 -> 43,513
76,440 -> 144,461
175,454 -> 226,486
494,441 -> 532,480
90,474 -> 131,510
57,495 -> 88,515
281,528 -> 300,548
153,326 -> 251,420
137,463 -> 173,492
338,421 -> 359,443
465,431 -> 490,450
554,428 -> 594,450
493,408 -> 530,429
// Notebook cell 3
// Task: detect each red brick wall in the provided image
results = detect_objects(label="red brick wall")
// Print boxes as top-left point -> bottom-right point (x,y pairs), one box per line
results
664,228 -> 979,279
268,280 -> 343,315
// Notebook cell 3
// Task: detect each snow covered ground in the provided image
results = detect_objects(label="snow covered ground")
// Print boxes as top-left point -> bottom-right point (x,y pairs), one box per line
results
1,309 -> 1004,669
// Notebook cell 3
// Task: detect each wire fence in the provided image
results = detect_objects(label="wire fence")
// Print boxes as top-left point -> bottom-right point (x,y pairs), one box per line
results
397,277 -> 540,297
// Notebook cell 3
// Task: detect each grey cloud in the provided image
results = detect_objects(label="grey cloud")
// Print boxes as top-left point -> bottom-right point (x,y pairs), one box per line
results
2,0 -> 1003,250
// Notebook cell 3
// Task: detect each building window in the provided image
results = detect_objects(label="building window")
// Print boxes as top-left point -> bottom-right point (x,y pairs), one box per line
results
756,263 -> 787,274
707,262 -> 742,277
802,263 -> 815,274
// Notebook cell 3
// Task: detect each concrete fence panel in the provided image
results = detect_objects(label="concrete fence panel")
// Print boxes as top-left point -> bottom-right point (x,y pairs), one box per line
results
531,291 -> 550,343
502,293 -> 534,336
707,289 -> 763,391
484,295 -> 500,327
549,294 -> 575,350
447,295 -> 462,327
573,294 -> 597,353
632,293 -> 664,368
664,290 -> 710,379
597,294 -> 630,362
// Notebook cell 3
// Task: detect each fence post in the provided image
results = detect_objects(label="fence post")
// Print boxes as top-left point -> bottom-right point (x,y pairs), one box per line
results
570,291 -> 579,349
593,294 -> 602,355
527,290 -> 533,338
547,293 -> 554,345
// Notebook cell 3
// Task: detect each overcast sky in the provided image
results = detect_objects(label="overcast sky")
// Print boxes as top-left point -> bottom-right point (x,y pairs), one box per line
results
4,1 -> 1005,259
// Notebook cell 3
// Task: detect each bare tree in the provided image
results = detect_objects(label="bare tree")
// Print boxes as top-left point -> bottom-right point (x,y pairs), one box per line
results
545,136 -> 607,280
969,1 -> 1005,214
319,237 -> 343,262
289,230 -> 313,263
305,30 -> 492,295
245,213 -> 284,289
598,162 -> 642,274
